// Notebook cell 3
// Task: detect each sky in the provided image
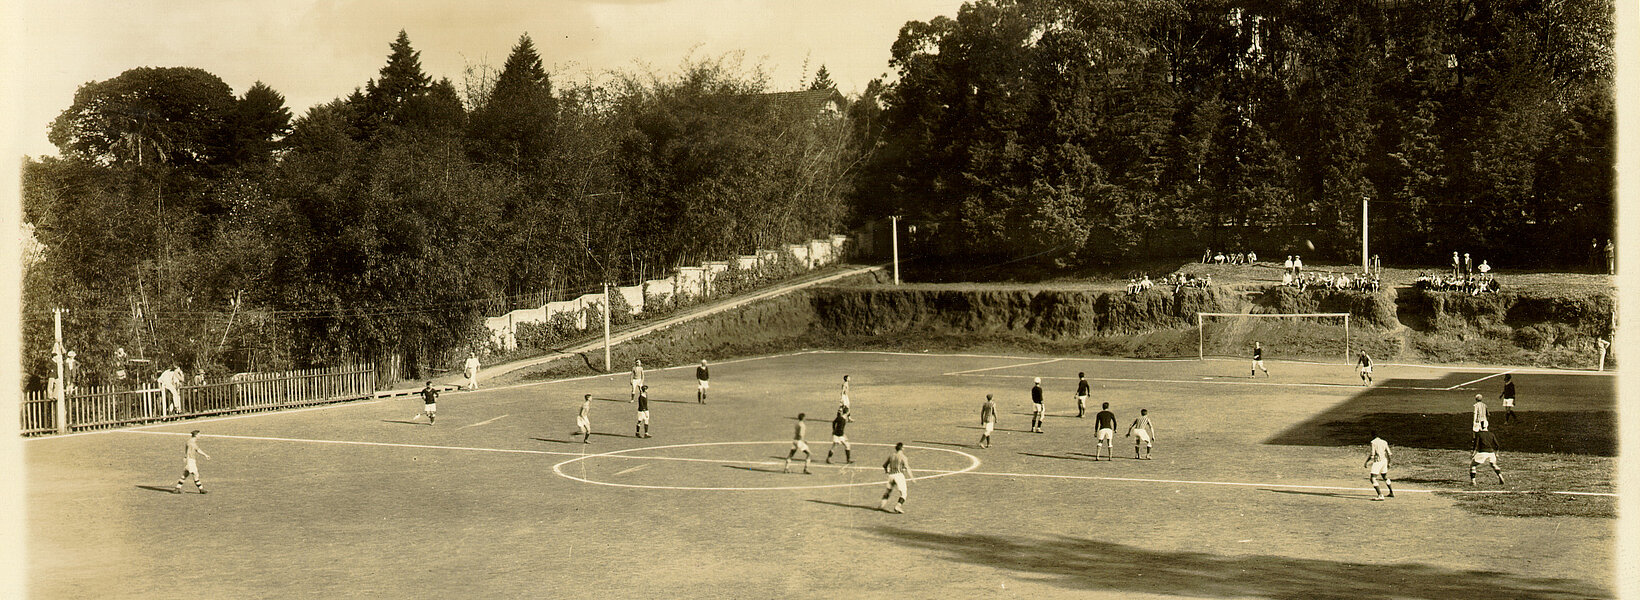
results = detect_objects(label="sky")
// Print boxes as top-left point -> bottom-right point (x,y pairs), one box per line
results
1,0 -> 969,160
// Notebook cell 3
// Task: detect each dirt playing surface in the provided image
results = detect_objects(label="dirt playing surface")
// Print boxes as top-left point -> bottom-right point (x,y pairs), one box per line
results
25,351 -> 1615,598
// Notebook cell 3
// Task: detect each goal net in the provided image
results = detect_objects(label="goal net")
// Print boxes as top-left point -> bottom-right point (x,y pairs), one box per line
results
1196,312 -> 1351,363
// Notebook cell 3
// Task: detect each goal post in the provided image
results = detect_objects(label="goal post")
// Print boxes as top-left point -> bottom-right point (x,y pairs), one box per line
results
1196,312 -> 1351,363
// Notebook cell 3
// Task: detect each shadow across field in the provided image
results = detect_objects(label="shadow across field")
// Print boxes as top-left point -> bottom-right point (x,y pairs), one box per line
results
1264,373 -> 1614,456
868,527 -> 1610,599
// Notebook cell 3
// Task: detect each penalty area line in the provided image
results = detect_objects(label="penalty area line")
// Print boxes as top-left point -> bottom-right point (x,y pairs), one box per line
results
942,358 -> 1062,376
1446,370 -> 1514,391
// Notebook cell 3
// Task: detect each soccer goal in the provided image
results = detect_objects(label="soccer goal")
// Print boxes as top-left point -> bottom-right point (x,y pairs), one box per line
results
1196,312 -> 1352,363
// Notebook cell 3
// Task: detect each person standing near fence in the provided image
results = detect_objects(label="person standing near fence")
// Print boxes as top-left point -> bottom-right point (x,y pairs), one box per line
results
158,364 -> 184,416
464,353 -> 481,390
173,430 -> 211,494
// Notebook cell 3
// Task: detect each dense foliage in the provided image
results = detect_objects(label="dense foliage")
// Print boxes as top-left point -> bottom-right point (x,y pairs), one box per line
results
23,32 -> 858,384
859,0 -> 1613,268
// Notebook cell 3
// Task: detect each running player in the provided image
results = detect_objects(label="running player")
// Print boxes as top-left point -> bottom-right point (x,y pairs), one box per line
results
826,406 -> 853,464
879,442 -> 911,513
1470,425 -> 1506,485
635,385 -> 652,438
696,359 -> 710,404
1126,408 -> 1155,459
839,374 -> 851,410
1471,393 -> 1488,433
575,394 -> 592,443
1357,351 -> 1373,385
172,430 -> 211,494
1030,377 -> 1045,433
1251,342 -> 1269,377
1075,372 -> 1091,418
979,394 -> 997,449
784,413 -> 812,474
410,380 -> 438,425
1093,402 -> 1117,460
1500,374 -> 1519,424
630,360 -> 645,403
1365,430 -> 1395,500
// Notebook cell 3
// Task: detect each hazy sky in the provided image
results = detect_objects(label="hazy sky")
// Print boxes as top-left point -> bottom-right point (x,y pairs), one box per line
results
2,0 -> 969,159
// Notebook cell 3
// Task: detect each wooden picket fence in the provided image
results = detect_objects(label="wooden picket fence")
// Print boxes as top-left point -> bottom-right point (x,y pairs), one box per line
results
19,364 -> 375,436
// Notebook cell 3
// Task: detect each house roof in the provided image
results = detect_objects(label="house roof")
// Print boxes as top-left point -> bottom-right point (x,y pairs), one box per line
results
758,88 -> 847,115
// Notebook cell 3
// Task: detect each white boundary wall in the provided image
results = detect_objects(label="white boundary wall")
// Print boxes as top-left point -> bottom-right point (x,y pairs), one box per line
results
483,236 -> 850,349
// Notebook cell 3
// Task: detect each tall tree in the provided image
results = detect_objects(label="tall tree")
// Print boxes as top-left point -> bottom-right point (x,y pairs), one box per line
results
468,33 -> 557,167
48,67 -> 238,167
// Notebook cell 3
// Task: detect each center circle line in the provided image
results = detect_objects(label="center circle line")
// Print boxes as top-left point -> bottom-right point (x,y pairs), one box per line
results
552,440 -> 981,491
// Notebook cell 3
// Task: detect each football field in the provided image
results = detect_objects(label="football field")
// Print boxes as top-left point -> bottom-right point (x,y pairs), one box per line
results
25,351 -> 1617,598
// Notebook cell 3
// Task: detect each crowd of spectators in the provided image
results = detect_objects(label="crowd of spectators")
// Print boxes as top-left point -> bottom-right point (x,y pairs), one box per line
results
1202,248 -> 1257,265
1283,270 -> 1381,292
1416,272 -> 1499,295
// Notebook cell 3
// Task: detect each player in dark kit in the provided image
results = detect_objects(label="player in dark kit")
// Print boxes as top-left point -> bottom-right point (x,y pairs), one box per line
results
1093,402 -> 1118,460
410,381 -> 438,425
826,406 -> 853,464
635,385 -> 652,438
696,359 -> 710,404
1030,377 -> 1045,433
1075,372 -> 1091,418
1471,426 -> 1506,485
1500,374 -> 1519,424
1251,342 -> 1269,377
1357,351 -> 1373,385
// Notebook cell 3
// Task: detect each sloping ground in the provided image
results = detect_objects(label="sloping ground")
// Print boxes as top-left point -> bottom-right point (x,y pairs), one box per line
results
499,264 -> 1612,382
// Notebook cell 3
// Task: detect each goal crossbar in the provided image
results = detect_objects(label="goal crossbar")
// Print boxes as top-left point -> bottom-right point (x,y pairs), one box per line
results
1195,312 -> 1352,362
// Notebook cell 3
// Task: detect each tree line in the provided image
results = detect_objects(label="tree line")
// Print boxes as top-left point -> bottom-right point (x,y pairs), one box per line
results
855,0 -> 1613,268
22,31 -> 858,385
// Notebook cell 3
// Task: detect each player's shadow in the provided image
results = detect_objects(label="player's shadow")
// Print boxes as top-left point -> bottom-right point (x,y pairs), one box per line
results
380,419 -> 424,426
134,485 -> 178,494
1262,488 -> 1372,501
866,527 -> 1609,600
957,425 -> 1033,433
1020,452 -> 1093,462
806,499 -> 884,513
1264,373 -> 1615,456
1067,452 -> 1128,460
723,464 -> 792,474
532,437 -> 577,444
912,440 -> 978,449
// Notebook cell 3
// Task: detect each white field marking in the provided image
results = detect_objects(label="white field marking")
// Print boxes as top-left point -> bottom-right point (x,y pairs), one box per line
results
953,373 -> 1454,391
32,350 -> 826,443
912,468 -> 1618,497
106,430 -> 1614,498
553,441 -> 982,491
121,430 -> 574,455
111,431 -> 916,471
24,397 -> 391,442
942,358 -> 1062,376
612,464 -> 651,476
1445,370 -> 1515,391
822,349 -> 1200,363
392,350 -> 827,397
458,414 -> 509,429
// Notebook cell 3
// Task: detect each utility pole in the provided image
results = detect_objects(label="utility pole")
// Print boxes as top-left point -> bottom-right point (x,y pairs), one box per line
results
890,215 -> 901,285
1362,195 -> 1370,273
52,308 -> 67,434
603,283 -> 612,371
